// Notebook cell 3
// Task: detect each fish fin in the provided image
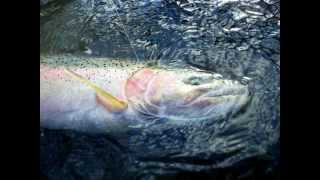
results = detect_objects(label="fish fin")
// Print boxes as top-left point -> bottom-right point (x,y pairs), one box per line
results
64,68 -> 127,113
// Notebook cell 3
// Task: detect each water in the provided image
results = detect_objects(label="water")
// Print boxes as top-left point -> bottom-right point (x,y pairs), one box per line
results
40,0 -> 279,179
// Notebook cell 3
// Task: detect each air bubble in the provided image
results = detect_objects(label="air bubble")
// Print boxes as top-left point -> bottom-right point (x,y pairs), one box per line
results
240,77 -> 252,85
213,73 -> 223,79
84,48 -> 92,55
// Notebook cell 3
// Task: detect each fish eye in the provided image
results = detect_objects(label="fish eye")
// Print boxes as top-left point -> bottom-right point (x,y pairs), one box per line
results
183,76 -> 204,86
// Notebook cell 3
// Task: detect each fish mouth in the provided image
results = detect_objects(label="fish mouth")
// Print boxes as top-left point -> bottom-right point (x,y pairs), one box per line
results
205,86 -> 248,98
183,82 -> 250,106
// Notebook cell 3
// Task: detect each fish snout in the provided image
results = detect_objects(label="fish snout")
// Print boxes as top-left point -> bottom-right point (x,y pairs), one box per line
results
182,78 -> 250,105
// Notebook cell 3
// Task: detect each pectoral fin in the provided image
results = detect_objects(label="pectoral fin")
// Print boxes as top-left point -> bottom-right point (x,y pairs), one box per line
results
64,68 -> 127,113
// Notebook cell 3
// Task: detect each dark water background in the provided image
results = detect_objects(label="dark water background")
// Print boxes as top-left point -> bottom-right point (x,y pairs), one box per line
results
40,0 -> 279,179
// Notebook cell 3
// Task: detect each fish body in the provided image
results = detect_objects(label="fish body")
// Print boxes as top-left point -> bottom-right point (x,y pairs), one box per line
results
40,54 -> 250,134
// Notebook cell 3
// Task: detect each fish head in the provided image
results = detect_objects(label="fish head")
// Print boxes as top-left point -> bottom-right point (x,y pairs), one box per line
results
125,68 -> 251,121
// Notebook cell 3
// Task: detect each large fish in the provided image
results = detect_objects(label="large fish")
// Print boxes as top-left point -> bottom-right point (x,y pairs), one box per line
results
40,54 -> 250,135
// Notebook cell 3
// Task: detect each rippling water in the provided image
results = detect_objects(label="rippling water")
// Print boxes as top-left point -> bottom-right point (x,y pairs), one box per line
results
40,0 -> 279,179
